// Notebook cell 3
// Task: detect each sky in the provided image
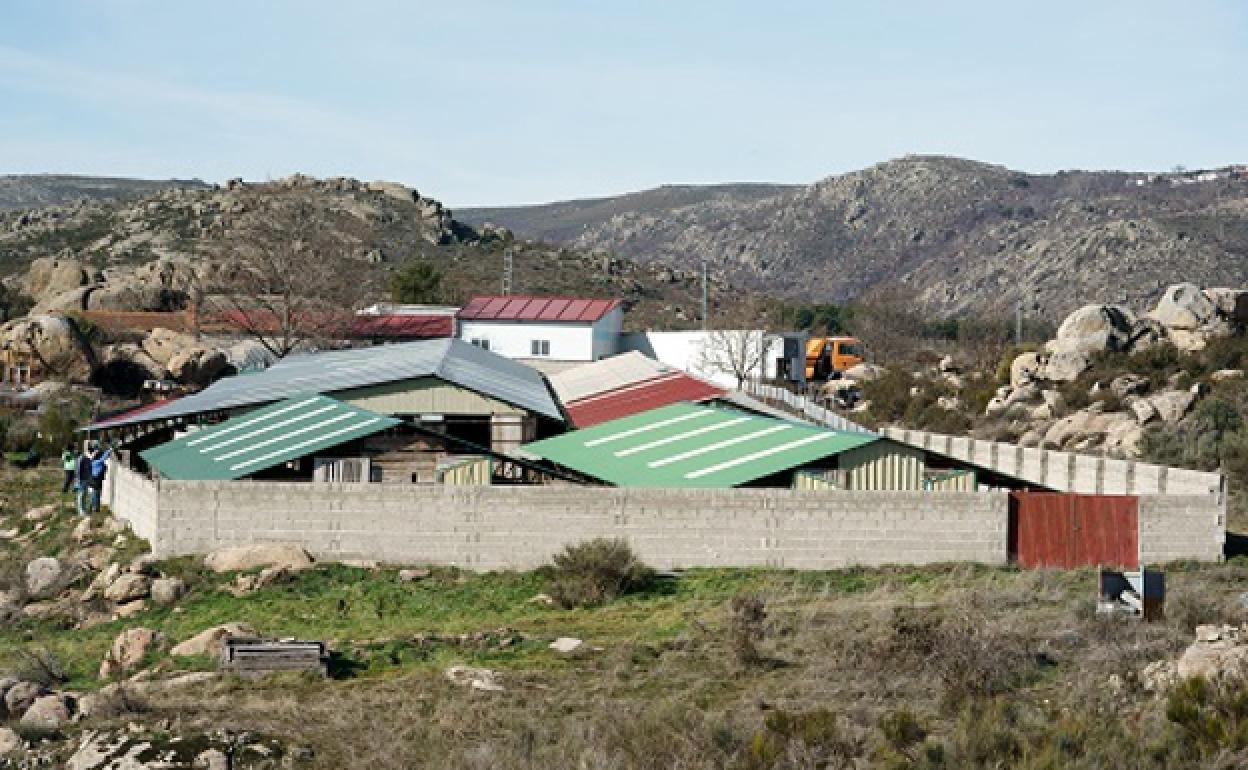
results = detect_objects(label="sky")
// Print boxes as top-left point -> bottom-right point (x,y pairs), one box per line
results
1,1 -> 1246,207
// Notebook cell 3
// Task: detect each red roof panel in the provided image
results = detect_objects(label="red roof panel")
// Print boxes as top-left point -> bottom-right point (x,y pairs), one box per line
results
518,297 -> 553,320
457,295 -> 621,323
481,297 -> 512,318
565,373 -> 726,428
348,315 -> 454,339
559,298 -> 590,321
90,397 -> 182,430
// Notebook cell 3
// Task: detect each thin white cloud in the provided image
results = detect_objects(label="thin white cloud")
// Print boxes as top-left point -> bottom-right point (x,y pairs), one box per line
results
0,44 -> 478,190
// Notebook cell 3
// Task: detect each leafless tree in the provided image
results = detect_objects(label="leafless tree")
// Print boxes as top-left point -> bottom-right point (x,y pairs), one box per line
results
846,283 -> 927,364
696,329 -> 770,388
203,198 -> 375,359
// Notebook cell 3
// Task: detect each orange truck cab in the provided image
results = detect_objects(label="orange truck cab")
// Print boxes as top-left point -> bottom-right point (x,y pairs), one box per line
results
804,336 -> 864,380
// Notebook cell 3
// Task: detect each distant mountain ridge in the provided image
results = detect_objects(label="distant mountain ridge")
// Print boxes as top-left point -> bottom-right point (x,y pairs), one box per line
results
0,174 -> 208,210
462,156 -> 1248,320
462,183 -> 798,245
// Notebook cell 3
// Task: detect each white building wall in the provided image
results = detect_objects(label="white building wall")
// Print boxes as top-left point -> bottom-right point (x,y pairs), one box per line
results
620,330 -> 783,387
458,314 -> 620,362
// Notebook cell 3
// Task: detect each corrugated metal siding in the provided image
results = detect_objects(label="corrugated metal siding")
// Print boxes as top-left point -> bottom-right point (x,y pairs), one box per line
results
838,440 -> 925,490
338,378 -> 525,416
924,470 -> 977,492
437,456 -> 493,485
793,471 -> 839,490
1010,492 -> 1139,569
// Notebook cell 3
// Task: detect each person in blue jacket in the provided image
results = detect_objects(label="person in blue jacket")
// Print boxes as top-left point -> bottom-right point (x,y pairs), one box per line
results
88,444 -> 113,514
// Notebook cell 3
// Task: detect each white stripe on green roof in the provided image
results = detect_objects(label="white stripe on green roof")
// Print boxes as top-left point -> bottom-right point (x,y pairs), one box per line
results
648,424 -> 791,468
685,432 -> 837,479
196,404 -> 340,453
186,397 -> 321,446
521,402 -> 879,488
141,394 -> 400,480
230,417 -> 385,472
614,416 -> 752,457
582,409 -> 712,447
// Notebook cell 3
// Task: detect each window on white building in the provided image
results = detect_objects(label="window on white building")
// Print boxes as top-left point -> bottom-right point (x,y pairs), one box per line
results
530,339 -> 551,356
471,338 -> 490,350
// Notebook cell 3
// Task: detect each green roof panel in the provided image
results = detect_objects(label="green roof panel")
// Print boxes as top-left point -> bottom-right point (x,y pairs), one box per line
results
140,394 -> 400,480
520,402 -> 878,488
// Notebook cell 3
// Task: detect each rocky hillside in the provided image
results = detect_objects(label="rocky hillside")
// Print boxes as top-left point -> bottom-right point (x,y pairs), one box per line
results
0,174 -> 772,397
466,156 -> 1248,321
462,183 -> 796,245
0,174 -> 746,329
0,175 -> 207,211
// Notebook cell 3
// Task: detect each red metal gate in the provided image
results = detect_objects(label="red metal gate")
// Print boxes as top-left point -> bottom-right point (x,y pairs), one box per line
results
1009,492 -> 1139,569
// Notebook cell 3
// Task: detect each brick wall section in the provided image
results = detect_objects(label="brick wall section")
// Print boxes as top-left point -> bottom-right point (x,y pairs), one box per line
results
1138,495 -> 1226,564
122,480 -> 1009,570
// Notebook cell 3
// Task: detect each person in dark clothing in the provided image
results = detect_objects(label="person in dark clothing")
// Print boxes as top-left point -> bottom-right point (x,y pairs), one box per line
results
75,447 -> 95,516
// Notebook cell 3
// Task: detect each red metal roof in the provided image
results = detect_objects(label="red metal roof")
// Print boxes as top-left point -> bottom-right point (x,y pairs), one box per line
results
89,397 -> 182,430
457,295 -> 622,323
347,315 -> 454,339
564,372 -> 726,428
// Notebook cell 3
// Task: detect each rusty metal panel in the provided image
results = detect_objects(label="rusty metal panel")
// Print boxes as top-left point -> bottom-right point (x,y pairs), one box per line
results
1074,494 -> 1138,569
1011,492 -> 1138,569
1013,492 -> 1072,568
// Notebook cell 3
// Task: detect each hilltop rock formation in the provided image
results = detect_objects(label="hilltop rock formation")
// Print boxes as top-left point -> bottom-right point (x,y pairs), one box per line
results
0,173 -> 743,381
466,156 -> 1248,320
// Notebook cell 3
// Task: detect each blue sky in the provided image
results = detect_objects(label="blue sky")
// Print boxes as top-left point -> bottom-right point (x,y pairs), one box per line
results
1,1 -> 1245,206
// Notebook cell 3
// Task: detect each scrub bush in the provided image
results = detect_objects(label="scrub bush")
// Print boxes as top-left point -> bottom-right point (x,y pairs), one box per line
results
549,538 -> 651,608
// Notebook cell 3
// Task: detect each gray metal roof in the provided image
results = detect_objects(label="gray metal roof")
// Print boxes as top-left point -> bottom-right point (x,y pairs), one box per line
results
86,338 -> 562,429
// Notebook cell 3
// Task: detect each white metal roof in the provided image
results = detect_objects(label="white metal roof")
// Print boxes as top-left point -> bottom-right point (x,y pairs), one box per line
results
86,338 -> 562,429
547,352 -> 676,403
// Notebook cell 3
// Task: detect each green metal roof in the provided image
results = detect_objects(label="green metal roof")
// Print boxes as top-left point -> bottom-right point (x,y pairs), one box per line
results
520,402 -> 878,488
140,394 -> 400,480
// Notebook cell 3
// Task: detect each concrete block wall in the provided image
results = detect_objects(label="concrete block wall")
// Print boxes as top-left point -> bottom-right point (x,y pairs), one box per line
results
1139,495 -> 1226,564
104,463 -> 160,544
139,482 -> 1010,571
881,427 -> 1224,497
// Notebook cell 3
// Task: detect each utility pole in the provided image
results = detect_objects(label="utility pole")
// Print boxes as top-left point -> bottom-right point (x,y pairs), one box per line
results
502,247 -> 513,296
1015,296 -> 1023,345
701,260 -> 708,331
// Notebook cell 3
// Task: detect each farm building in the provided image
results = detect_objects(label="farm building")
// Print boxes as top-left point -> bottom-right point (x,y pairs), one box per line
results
518,402 -> 961,490
86,338 -> 566,484
456,295 -> 623,364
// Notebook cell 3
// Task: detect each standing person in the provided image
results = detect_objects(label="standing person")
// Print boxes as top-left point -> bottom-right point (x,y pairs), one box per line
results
88,444 -> 112,514
60,446 -> 76,495
75,445 -> 95,516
